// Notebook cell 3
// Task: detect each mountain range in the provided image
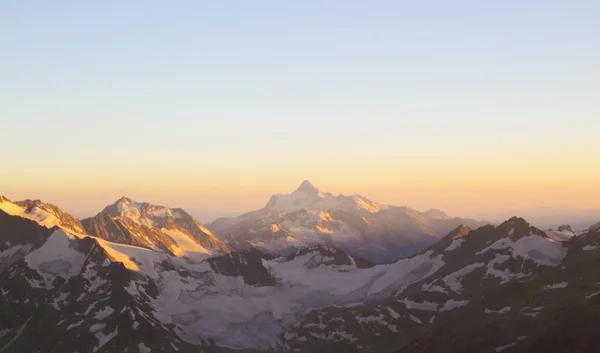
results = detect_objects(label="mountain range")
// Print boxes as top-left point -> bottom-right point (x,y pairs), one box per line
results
0,183 -> 599,353
473,206 -> 600,232
208,181 -> 489,263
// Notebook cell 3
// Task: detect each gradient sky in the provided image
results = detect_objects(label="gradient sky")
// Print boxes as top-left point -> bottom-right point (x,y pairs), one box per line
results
1,1 -> 599,218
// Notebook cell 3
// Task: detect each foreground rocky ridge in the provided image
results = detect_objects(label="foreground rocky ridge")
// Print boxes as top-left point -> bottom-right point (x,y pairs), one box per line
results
1,194 -> 599,353
284,218 -> 600,353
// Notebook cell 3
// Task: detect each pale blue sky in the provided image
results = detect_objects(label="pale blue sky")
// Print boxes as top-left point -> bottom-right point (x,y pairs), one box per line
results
1,1 -> 599,215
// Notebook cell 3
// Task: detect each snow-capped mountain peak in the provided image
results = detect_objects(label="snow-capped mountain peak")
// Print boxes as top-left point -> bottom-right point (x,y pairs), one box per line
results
82,198 -> 230,257
0,196 -> 85,234
208,181 -> 490,263
296,180 -> 320,194
98,197 -> 194,231
264,180 -> 386,214
423,209 -> 451,220
116,195 -> 133,203
497,216 -> 548,240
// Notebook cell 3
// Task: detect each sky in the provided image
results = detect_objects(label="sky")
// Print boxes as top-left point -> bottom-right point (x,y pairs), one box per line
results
1,1 -> 599,218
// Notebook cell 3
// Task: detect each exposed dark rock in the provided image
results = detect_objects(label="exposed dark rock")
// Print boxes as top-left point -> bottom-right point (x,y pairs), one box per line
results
207,249 -> 276,286
557,224 -> 574,233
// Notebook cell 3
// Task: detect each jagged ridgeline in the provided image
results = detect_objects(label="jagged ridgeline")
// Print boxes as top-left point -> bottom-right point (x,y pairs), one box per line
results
1,192 -> 599,353
208,181 -> 490,264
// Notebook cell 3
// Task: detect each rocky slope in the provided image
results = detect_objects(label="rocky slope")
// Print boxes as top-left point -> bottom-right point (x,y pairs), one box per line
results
0,197 -> 85,234
0,206 -> 451,351
0,210 -> 225,353
209,181 -> 488,263
284,218 -> 600,353
2,194 -> 600,353
82,197 -> 231,257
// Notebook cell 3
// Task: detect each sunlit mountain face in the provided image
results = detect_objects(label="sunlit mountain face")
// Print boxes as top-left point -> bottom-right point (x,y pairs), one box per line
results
208,180 -> 489,263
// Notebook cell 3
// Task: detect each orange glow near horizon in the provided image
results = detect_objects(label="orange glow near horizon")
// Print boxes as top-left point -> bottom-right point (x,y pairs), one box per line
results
3,166 -> 599,218
3,138 -> 600,217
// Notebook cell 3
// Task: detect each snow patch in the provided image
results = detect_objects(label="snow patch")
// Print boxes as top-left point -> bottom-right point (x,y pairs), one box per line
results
495,342 -> 517,352
484,254 -> 527,284
0,244 -> 34,263
409,314 -> 422,324
586,290 -> 600,299
477,233 -> 566,266
51,292 -> 70,310
440,300 -> 469,311
94,327 -> 118,353
445,238 -> 465,251
522,312 -> 538,318
66,319 -> 85,330
356,313 -> 389,326
94,306 -> 115,320
0,200 -> 62,229
544,282 -> 568,290
398,299 -> 438,311
485,306 -> 511,314
421,283 -> 448,294
90,324 -> 105,333
138,343 -> 151,353
545,230 -> 574,242
24,230 -> 87,287
442,263 -> 484,293
368,251 -> 444,295
386,307 -> 401,319
162,228 -> 213,257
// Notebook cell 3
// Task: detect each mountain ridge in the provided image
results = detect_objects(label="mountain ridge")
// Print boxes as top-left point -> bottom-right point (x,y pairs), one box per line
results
1,198 -> 600,352
208,181 -> 489,263
82,196 -> 231,257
